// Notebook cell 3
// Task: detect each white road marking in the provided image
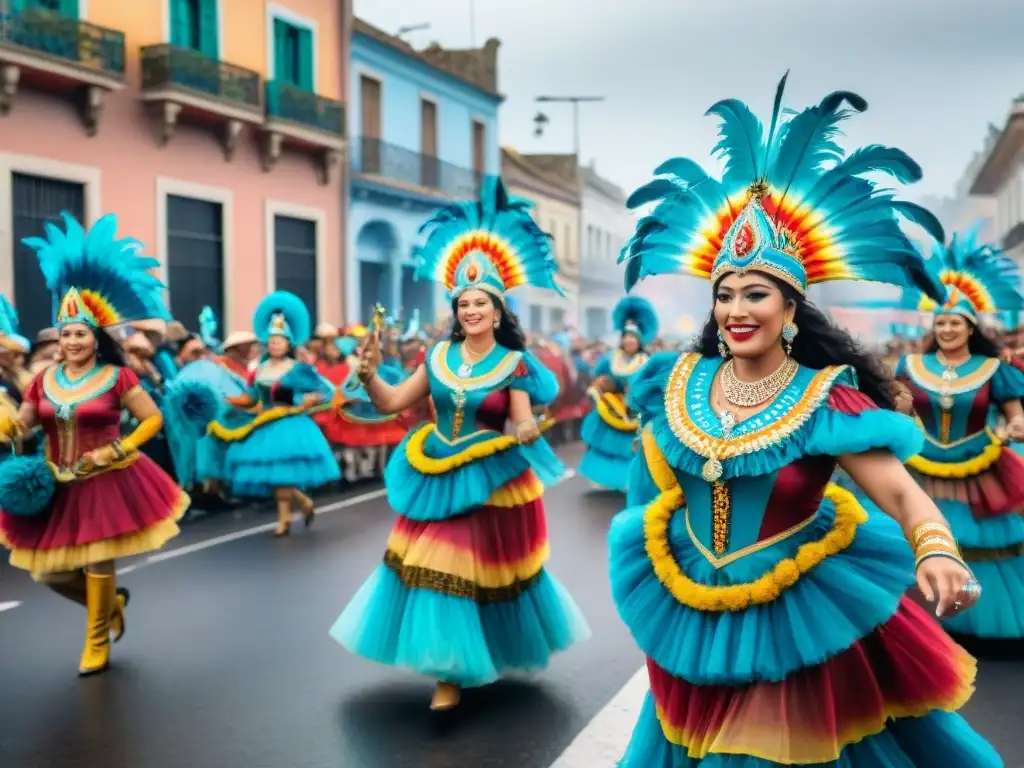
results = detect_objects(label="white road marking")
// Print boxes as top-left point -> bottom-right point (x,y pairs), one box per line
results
547,666 -> 647,768
115,468 -> 579,576
116,487 -> 388,575
0,601 -> 22,613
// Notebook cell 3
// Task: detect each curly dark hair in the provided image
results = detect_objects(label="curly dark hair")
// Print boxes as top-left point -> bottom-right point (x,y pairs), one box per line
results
694,277 -> 895,409
923,319 -> 1003,359
449,294 -> 527,351
95,328 -> 128,367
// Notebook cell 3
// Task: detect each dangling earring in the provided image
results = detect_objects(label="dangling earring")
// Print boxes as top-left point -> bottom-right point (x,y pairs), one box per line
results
782,322 -> 799,355
717,329 -> 730,358
493,317 -> 500,329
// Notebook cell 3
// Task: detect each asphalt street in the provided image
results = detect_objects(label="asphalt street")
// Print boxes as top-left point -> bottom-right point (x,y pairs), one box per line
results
0,443 -> 1022,768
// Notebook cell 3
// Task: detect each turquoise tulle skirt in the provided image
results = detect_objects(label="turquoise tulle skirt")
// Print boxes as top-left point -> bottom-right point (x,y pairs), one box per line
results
579,409 -> 634,492
619,694 -> 1004,767
329,563 -> 589,687
222,412 -> 340,497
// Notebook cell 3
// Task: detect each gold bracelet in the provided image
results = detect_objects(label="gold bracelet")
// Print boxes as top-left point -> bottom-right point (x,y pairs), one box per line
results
110,439 -> 127,460
911,521 -> 953,547
915,550 -> 968,570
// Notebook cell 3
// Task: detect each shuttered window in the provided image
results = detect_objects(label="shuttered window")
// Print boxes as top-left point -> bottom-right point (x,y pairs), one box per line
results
274,215 -> 318,321
21,0 -> 79,15
171,0 -> 218,59
272,17 -> 313,91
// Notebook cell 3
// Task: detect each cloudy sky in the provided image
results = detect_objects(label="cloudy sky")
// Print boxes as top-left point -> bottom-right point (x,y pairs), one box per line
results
353,0 -> 1024,334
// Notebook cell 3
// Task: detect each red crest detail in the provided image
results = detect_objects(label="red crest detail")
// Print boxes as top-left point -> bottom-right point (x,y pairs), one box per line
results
66,297 -> 79,316
734,222 -> 755,257
466,263 -> 479,281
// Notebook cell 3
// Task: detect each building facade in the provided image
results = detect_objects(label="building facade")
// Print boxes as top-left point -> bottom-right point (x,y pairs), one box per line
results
969,99 -> 1024,264
578,161 -> 630,339
500,148 -> 579,334
347,19 -> 501,325
0,0 -> 348,335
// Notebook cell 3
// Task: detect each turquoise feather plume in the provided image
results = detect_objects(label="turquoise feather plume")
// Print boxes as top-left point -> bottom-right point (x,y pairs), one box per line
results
620,74 -> 945,303
21,212 -> 170,326
253,291 -> 311,346
612,296 -> 659,346
198,306 -> 219,349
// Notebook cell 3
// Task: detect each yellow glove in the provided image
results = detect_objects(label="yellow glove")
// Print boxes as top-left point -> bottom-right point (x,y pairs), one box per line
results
0,410 -> 24,443
120,413 -> 163,454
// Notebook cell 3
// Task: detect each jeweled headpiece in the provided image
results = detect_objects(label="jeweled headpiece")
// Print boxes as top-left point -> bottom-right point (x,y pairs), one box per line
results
612,296 -> 659,347
915,222 -> 1023,324
253,291 -> 310,347
620,74 -> 945,303
21,212 -> 169,330
415,175 -> 565,303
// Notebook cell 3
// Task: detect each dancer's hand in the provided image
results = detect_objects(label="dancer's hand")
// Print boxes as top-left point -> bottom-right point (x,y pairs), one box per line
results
0,412 -> 24,442
301,392 -> 322,408
893,382 -> 913,416
516,418 -> 540,445
358,334 -> 381,382
917,557 -> 980,618
1005,415 -> 1024,442
75,445 -> 117,473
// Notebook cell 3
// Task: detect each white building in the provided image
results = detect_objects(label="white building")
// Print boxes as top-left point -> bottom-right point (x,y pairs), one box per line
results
969,98 -> 1024,265
579,162 -> 632,339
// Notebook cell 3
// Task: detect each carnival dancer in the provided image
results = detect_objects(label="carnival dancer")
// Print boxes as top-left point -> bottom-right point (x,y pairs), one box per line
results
330,177 -> 590,711
208,291 -> 340,536
0,213 -> 188,677
0,296 -> 33,403
578,296 -> 657,492
609,75 -> 1000,766
893,226 -> 1024,641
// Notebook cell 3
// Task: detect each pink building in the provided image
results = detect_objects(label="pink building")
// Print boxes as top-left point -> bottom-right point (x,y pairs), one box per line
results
0,0 -> 350,336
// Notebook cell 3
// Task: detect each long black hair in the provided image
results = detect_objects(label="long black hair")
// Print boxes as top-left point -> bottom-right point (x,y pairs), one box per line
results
449,293 -> 527,351
96,328 -> 128,367
924,318 -> 1003,359
695,276 -> 895,409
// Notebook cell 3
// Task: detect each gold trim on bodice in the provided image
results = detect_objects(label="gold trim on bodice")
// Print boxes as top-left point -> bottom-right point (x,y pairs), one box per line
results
904,355 -> 999,397
429,341 -> 522,439
41,364 -> 120,468
610,349 -> 648,378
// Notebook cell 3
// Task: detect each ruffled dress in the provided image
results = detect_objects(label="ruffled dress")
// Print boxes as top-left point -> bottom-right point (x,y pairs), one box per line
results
0,366 -> 188,575
895,353 -> 1024,639
211,360 -> 340,497
610,352 -> 1001,767
579,349 -> 647,492
330,341 -> 590,687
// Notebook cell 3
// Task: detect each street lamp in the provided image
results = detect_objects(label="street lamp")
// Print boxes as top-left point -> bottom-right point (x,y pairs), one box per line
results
396,23 -> 430,39
534,95 -> 605,157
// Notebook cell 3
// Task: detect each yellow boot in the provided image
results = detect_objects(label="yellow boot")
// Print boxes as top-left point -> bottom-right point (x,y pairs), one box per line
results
430,681 -> 461,711
46,570 -> 129,643
79,572 -> 115,676
274,490 -> 292,537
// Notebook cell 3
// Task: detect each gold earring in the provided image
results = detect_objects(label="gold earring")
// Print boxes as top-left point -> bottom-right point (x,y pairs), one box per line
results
493,318 -> 500,329
717,329 -> 730,358
782,322 -> 799,355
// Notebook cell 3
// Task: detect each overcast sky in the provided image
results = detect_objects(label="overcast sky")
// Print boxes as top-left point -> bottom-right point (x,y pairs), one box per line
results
353,0 -> 1024,334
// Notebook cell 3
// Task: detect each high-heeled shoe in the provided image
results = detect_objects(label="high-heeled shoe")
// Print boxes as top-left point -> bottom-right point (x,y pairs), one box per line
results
430,681 -> 461,711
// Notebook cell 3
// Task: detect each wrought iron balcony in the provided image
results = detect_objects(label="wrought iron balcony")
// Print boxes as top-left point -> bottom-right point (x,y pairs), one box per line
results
139,43 -> 263,159
0,4 -> 125,132
260,80 -> 345,185
353,137 -> 481,199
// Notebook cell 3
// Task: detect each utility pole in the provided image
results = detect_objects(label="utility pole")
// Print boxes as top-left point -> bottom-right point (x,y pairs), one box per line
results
469,0 -> 476,46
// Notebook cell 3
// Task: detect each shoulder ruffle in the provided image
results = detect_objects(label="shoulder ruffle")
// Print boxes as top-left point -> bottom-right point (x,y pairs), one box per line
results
507,349 -> 559,406
990,360 -> 1024,403
634,353 -> 923,479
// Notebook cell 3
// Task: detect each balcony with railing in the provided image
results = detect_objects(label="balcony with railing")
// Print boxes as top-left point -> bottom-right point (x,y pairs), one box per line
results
260,80 -> 345,185
352,137 -> 481,199
139,43 -> 263,160
0,3 -> 125,133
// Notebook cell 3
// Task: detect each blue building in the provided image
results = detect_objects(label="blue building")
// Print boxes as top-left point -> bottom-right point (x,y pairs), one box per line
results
346,20 -> 503,324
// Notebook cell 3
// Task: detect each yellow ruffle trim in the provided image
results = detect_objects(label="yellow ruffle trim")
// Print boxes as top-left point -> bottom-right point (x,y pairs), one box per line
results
596,392 -> 638,432
404,419 -> 555,476
639,429 -> 866,612
2,491 -> 189,574
487,472 -> 544,507
207,405 -> 306,442
906,438 -> 1002,479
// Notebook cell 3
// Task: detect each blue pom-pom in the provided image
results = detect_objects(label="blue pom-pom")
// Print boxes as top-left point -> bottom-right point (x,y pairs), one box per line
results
0,455 -> 55,517
164,380 -> 219,437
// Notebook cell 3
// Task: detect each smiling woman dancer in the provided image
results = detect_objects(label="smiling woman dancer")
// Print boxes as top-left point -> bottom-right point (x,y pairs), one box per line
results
893,227 -> 1024,642
330,176 -> 589,712
609,75 -> 1002,766
0,213 -> 187,677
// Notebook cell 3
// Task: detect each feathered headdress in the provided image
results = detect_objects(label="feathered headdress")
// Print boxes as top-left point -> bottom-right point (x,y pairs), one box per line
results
0,295 -> 30,352
399,309 -> 426,343
620,74 -> 945,302
253,291 -> 311,347
414,176 -> 564,303
198,306 -> 220,349
22,212 -> 170,329
914,222 -> 1022,324
612,296 -> 659,347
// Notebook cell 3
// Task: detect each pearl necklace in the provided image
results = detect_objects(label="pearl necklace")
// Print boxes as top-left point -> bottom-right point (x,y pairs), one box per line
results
720,357 -> 799,408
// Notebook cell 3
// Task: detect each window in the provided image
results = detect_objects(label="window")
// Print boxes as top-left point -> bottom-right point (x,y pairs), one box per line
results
274,215 -> 318,321
528,305 -> 543,333
166,194 -> 224,329
550,307 -> 565,331
584,307 -> 609,339
170,0 -> 218,58
359,263 -> 390,318
471,119 -> 486,177
400,263 -> 434,322
564,223 -> 572,263
11,173 -> 85,336
272,16 -> 313,91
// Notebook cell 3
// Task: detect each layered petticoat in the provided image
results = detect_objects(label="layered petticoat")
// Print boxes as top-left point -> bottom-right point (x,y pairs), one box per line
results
579,392 -> 637,492
330,421 -> 590,687
0,455 -> 188,574
610,352 -> 1001,767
